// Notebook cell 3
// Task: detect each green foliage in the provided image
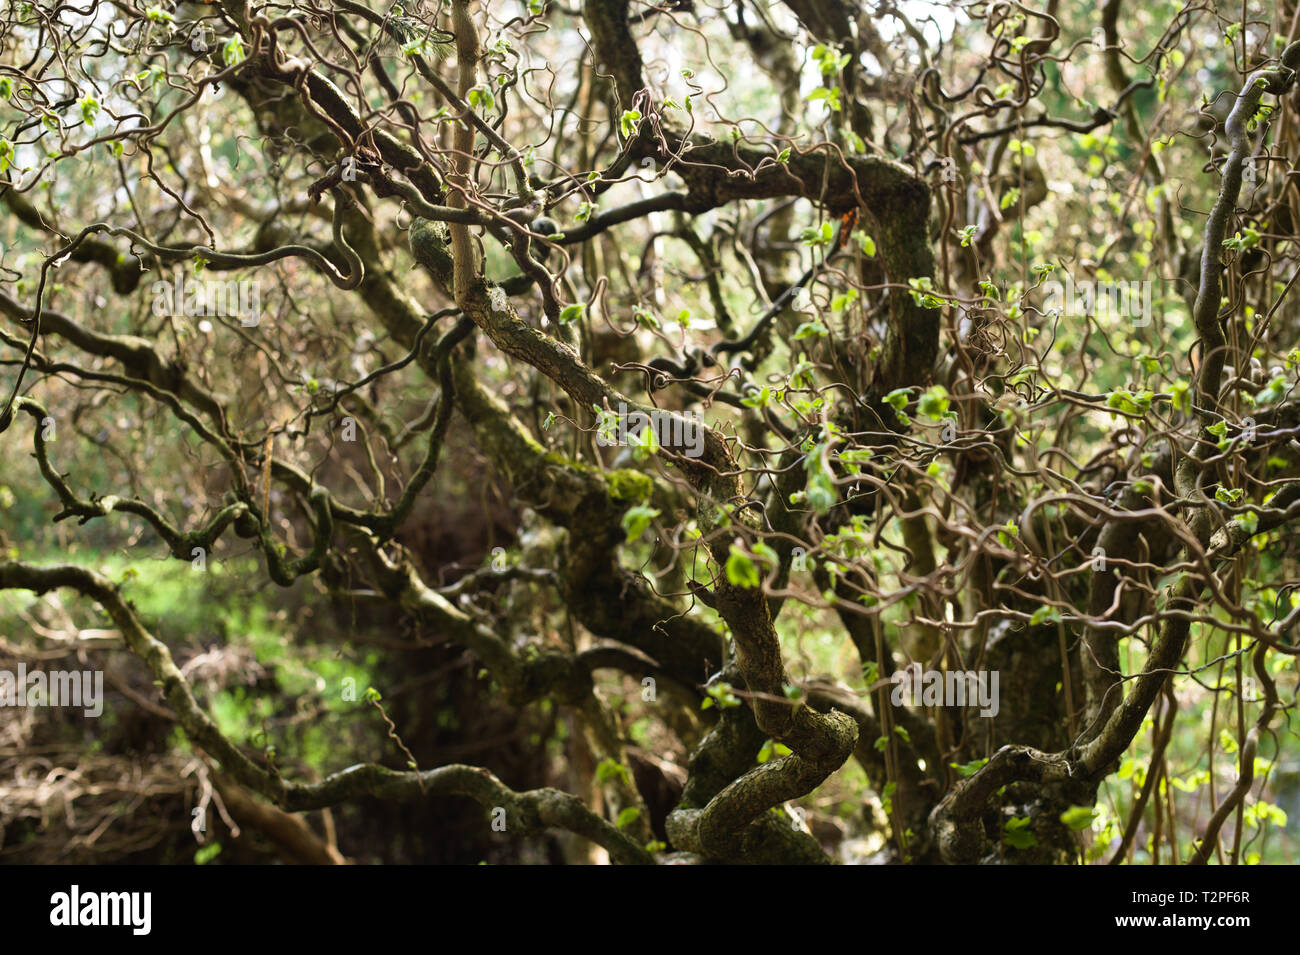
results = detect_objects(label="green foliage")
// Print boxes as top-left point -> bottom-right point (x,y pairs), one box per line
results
621,505 -> 660,544
725,543 -> 761,588
1003,816 -> 1038,850
1060,806 -> 1097,831
595,758 -> 631,785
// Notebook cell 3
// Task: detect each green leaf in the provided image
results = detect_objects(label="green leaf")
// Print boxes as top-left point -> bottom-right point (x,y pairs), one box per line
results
917,385 -> 949,420
558,303 -> 585,324
633,305 -> 659,329
793,321 -> 829,340
223,36 -> 246,66
703,682 -> 741,709
1223,228 -> 1261,251
805,86 -> 841,111
619,109 -> 643,138
629,421 -> 659,460
725,544 -> 761,589
951,758 -> 988,778
194,842 -> 222,865
1106,390 -> 1132,413
616,806 -> 641,829
1060,806 -> 1097,831
789,360 -> 816,389
1003,816 -> 1037,849
804,464 -> 837,515
751,542 -> 778,573
804,224 -> 831,247
1029,605 -> 1061,626
1255,375 -> 1288,405
595,757 -> 630,785
621,505 -> 660,544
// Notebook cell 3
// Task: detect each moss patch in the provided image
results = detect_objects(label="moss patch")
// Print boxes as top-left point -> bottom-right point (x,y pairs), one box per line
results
607,468 -> 653,504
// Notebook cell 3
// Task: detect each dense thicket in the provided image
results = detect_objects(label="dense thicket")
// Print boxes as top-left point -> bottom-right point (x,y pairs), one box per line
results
2,0 -> 1299,864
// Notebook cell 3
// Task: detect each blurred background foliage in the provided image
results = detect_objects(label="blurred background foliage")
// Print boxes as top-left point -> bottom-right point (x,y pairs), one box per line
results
2,0 -> 1299,863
